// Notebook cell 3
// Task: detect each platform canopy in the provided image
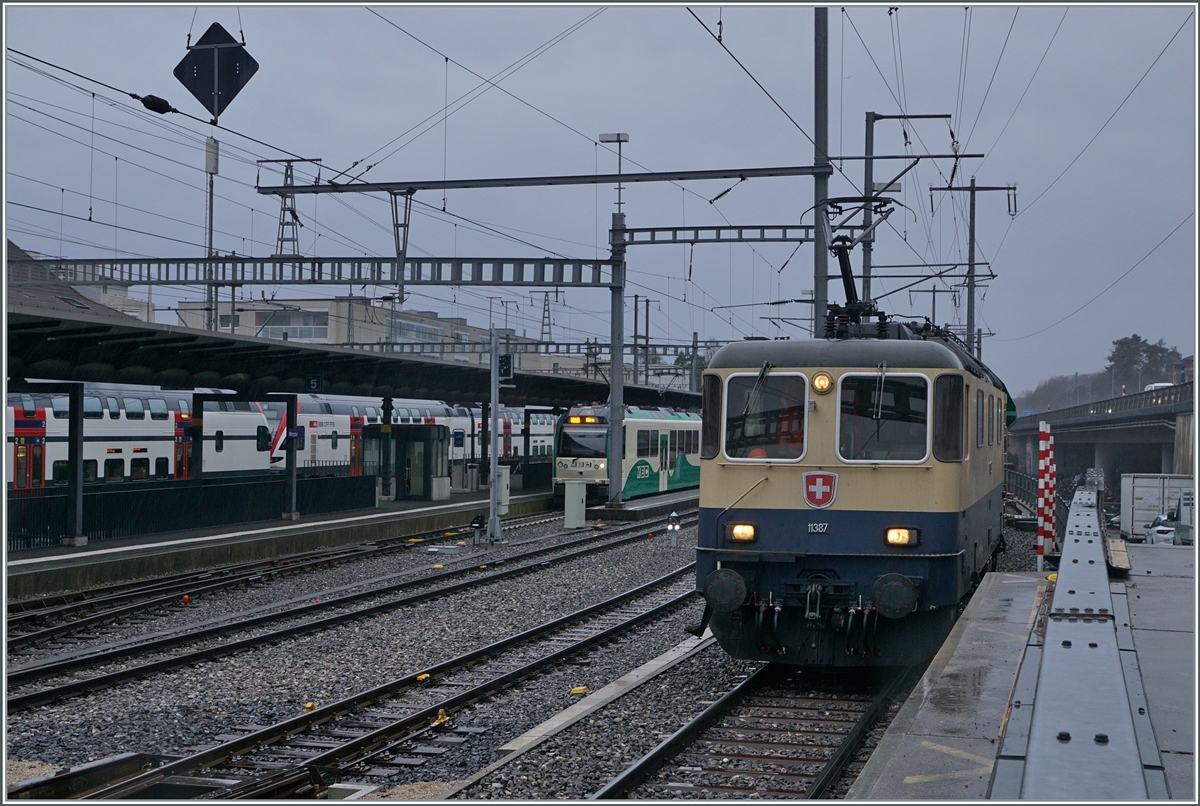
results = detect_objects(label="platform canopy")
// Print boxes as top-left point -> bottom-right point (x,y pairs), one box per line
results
6,291 -> 699,409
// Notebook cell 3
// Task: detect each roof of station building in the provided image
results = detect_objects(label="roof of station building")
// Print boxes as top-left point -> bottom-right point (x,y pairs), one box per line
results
6,302 -> 699,409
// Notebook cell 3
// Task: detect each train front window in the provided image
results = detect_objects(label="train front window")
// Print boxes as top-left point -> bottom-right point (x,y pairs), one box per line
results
559,428 -> 606,458
838,375 -> 928,462
724,373 -> 807,460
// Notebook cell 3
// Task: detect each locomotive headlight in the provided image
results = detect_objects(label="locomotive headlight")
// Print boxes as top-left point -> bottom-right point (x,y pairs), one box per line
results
726,523 -> 757,542
597,461 -> 606,470
811,372 -> 833,394
886,527 -> 920,546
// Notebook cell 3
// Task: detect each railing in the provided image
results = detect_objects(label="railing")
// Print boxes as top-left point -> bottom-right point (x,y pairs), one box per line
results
1005,468 -> 1072,551
6,474 -> 377,552
1012,382 -> 1192,429
1005,469 -> 1038,512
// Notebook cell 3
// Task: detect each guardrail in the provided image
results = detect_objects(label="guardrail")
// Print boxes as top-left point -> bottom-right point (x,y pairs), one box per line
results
1005,468 -> 1069,549
1011,382 -> 1192,430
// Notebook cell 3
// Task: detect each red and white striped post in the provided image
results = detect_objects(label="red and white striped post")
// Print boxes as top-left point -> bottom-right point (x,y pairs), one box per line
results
1048,434 -> 1057,556
1036,422 -> 1050,572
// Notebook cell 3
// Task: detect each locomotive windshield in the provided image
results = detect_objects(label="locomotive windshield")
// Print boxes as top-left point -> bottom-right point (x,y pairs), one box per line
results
559,428 -> 607,458
838,375 -> 928,461
724,374 -> 807,460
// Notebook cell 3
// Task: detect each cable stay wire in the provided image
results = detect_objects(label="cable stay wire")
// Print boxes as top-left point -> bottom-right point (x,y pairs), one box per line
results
976,8 -> 1068,173
6,47 -> 305,160
1019,11 -> 1192,216
350,8 -> 605,180
961,7 -> 1018,153
997,212 -> 1193,341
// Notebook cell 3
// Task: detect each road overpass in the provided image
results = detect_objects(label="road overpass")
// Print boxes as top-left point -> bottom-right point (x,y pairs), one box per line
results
1008,383 -> 1193,487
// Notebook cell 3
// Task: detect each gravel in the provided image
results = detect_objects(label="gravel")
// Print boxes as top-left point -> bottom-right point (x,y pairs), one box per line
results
6,509 -> 1046,794
5,519 -> 697,771
7,515 -> 577,669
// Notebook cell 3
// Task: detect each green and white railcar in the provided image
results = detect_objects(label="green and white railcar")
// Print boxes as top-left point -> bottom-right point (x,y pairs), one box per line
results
553,405 -> 701,502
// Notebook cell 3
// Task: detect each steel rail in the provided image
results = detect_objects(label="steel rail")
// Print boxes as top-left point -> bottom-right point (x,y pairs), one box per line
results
7,513 -> 698,709
804,667 -> 913,798
81,566 -> 698,799
591,665 -> 912,799
7,511 -> 556,624
7,514 -> 558,648
590,661 -> 776,798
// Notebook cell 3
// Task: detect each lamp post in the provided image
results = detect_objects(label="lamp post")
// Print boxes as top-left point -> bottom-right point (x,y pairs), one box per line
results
599,133 -> 629,211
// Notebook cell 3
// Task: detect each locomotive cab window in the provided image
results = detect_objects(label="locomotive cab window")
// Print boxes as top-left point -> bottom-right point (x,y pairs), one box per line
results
988,394 -> 995,445
976,389 -> 985,448
724,372 -> 807,461
701,375 -> 722,459
933,375 -> 965,462
838,374 -> 928,462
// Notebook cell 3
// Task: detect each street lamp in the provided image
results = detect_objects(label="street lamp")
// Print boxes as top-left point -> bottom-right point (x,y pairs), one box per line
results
599,133 -> 630,211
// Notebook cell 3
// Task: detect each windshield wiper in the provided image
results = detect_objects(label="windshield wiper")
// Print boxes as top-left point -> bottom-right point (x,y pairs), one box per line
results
742,361 -> 773,418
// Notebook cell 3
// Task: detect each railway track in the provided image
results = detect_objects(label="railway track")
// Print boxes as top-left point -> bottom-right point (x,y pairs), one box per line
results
592,663 -> 911,799
75,566 -> 699,800
7,512 -> 699,711
6,512 -> 562,650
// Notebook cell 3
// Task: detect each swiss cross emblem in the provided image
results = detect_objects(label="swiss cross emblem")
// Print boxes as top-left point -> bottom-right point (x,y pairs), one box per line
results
803,471 -> 838,509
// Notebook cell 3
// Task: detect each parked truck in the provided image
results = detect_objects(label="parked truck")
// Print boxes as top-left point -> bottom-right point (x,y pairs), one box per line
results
1119,473 -> 1194,543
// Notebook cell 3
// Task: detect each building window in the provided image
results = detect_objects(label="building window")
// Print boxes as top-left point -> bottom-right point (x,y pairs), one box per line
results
254,310 -> 329,341
219,314 -> 241,329
386,318 -> 445,344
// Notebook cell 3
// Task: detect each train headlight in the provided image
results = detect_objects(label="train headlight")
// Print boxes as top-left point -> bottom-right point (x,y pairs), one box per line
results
811,372 -> 833,394
597,461 -> 606,470
726,523 -> 757,542
885,527 -> 920,546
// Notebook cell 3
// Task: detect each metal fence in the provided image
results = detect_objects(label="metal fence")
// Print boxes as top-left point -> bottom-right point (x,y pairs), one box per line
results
7,474 -> 376,552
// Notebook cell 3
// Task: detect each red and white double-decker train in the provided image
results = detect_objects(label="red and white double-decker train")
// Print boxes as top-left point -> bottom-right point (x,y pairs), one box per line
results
6,383 -> 557,489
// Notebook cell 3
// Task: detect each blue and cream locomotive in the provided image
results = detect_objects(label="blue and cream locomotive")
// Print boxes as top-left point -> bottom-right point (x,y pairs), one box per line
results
695,317 -> 1013,666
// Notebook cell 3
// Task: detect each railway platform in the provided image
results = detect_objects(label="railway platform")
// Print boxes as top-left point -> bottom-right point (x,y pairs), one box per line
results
590,489 -> 699,522
5,490 -> 553,598
849,530 -> 1194,799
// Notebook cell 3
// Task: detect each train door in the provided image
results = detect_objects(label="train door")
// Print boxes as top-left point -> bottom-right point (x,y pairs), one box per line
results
659,431 -> 669,492
12,399 -> 47,490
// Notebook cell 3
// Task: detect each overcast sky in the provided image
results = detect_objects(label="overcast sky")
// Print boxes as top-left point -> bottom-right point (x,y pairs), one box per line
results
4,3 -> 1196,395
